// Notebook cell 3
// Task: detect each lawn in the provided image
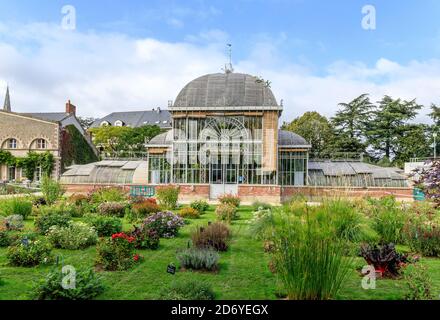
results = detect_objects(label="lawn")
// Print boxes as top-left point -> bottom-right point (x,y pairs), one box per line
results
1,204 -> 439,300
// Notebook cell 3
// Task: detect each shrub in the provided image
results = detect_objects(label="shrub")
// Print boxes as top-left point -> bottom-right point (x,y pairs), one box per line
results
7,239 -> 52,267
251,201 -> 272,211
128,226 -> 160,250
218,194 -> 240,207
413,160 -> 440,207
1,214 -> 24,231
179,207 -> 200,219
85,214 -> 122,237
142,212 -> 185,238
191,222 -> 230,252
32,197 -> 47,207
0,197 -> 32,219
33,268 -> 105,300
0,230 -> 12,247
404,220 -> 440,257
34,209 -> 71,234
177,247 -> 219,271
47,222 -> 98,250
130,198 -> 160,221
159,280 -> 215,300
190,200 -> 209,213
248,209 -> 274,240
41,176 -> 65,205
215,203 -> 238,223
156,185 -> 180,210
98,202 -> 127,217
404,264 -> 433,300
360,243 -> 409,278
271,212 -> 352,300
68,194 -> 89,207
95,233 -> 139,271
89,187 -> 127,204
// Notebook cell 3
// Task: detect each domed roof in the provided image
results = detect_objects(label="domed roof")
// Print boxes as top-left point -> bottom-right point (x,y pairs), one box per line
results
148,132 -> 172,146
278,130 -> 311,147
172,73 -> 281,111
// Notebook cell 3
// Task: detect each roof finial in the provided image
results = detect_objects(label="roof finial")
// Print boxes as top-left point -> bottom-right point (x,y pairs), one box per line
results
223,44 -> 234,74
3,84 -> 11,112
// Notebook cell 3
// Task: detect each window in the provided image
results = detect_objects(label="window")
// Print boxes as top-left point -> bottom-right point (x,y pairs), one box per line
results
37,139 -> 47,149
8,166 -> 16,181
8,138 -> 17,149
34,166 -> 43,182
100,121 -> 110,127
114,120 -> 124,127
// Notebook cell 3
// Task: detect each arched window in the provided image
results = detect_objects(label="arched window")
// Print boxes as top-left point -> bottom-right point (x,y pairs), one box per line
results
8,138 -> 17,149
36,139 -> 47,149
114,120 -> 124,127
100,121 -> 110,127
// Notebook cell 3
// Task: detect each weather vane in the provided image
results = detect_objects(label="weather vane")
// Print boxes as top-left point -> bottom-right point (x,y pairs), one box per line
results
223,43 -> 234,74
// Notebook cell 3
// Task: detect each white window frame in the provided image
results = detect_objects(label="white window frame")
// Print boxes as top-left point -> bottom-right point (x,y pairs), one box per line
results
37,139 -> 47,149
8,138 -> 17,149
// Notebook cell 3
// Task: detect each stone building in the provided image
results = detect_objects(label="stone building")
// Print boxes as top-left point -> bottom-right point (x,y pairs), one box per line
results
0,87 -> 98,182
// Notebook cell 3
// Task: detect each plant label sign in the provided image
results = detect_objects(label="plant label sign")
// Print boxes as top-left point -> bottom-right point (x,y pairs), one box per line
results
167,264 -> 176,275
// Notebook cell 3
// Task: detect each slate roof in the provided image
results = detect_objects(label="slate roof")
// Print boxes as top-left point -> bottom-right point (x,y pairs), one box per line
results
21,112 -> 71,122
172,73 -> 281,111
147,132 -> 172,145
91,110 -> 172,128
278,130 -> 310,147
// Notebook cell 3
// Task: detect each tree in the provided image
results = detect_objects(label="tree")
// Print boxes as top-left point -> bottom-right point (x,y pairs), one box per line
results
367,96 -> 423,162
429,104 -> 440,127
392,124 -> 430,167
281,111 -> 334,157
89,125 -> 162,154
78,117 -> 96,129
331,94 -> 373,154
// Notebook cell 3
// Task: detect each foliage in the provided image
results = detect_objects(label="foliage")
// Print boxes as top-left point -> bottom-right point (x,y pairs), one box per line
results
1,214 -> 24,231
271,211 -> 352,300
159,280 -> 215,300
85,214 -> 122,237
47,221 -> 98,250
142,212 -> 185,238
403,264 -> 433,300
16,152 -> 55,181
89,124 -> 161,154
130,198 -> 160,221
156,185 -> 180,210
77,117 -> 96,129
177,247 -> 219,271
61,124 -> 99,170
218,194 -> 241,207
414,160 -> 440,208
41,176 -> 65,205
34,208 -> 71,234
33,268 -> 105,300
6,239 -> 52,267
89,187 -> 127,204
248,209 -> 275,240
0,197 -> 32,219
0,230 -> 12,247
98,202 -> 127,217
404,216 -> 440,257
128,225 -> 160,250
215,203 -> 238,223
191,222 -> 230,252
68,194 -> 89,207
179,207 -> 200,219
95,233 -> 139,271
190,200 -> 210,213
251,201 -> 272,212
360,243 -> 409,278
282,111 -> 334,157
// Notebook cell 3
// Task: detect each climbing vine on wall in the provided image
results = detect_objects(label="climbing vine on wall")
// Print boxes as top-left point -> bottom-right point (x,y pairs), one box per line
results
0,150 -> 55,181
61,124 -> 98,171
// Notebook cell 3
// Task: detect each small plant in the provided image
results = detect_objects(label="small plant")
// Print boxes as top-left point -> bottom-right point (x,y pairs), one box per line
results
0,197 -> 32,219
128,226 -> 160,250
95,232 -> 140,271
179,207 -> 200,219
1,214 -> 24,231
404,264 -> 433,300
85,214 -> 123,237
68,194 -> 90,206
47,221 -> 98,250
0,229 -> 12,247
191,222 -> 230,252
41,175 -> 65,205
142,212 -> 185,238
404,213 -> 440,257
218,194 -> 241,207
159,280 -> 215,300
360,243 -> 409,278
32,197 -> 47,207
130,198 -> 160,221
34,209 -> 71,234
7,239 -> 52,267
89,187 -> 127,204
215,203 -> 238,223
177,247 -> 219,271
33,268 -> 105,300
190,200 -> 209,213
98,202 -> 127,217
156,185 -> 180,210
251,201 -> 272,211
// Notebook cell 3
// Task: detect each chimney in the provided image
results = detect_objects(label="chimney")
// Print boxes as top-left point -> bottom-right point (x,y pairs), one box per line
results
66,100 -> 76,116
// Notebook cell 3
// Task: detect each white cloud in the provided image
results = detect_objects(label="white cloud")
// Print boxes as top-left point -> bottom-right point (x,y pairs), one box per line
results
0,22 -> 439,125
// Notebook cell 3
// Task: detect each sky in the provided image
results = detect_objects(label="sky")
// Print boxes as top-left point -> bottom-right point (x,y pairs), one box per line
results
0,0 -> 439,123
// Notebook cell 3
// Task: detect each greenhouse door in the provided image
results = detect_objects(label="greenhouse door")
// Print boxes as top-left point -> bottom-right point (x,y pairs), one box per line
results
209,163 -> 238,200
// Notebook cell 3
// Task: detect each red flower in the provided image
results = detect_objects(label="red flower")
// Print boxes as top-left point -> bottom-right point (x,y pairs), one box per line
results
133,254 -> 140,262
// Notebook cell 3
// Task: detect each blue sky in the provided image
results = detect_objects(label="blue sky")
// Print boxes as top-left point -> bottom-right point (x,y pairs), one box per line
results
0,0 -> 439,121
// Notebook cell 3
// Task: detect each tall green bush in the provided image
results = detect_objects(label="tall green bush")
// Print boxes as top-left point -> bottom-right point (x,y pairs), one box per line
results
156,185 -> 179,210
0,197 -> 32,219
41,176 -> 65,205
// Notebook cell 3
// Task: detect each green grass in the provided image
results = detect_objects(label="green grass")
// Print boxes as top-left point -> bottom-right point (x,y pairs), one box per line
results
1,205 -> 440,300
